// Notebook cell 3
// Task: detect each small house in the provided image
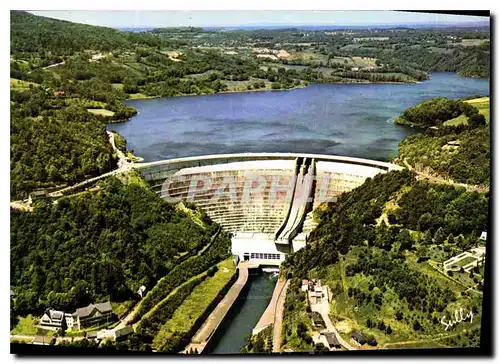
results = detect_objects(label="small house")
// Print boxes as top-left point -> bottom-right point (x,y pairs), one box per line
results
28,190 -> 48,205
65,313 -> 76,330
75,302 -> 113,330
480,231 -> 487,242
114,325 -> 134,342
137,285 -> 146,298
301,280 -> 309,292
311,312 -> 326,329
351,332 -> 366,345
39,309 -> 65,330
323,332 -> 341,349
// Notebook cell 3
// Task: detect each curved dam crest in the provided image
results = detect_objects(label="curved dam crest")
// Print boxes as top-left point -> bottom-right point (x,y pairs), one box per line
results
134,153 -> 401,264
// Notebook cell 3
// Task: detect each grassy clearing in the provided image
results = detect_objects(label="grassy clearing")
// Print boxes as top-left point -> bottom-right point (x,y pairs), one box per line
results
87,108 -> 115,116
444,97 -> 490,126
111,300 -> 134,318
329,56 -> 355,66
451,256 -> 477,269
127,93 -> 154,100
116,169 -> 149,188
453,39 -> 488,47
289,51 -> 326,62
351,56 -> 378,68
111,83 -> 124,90
152,258 -> 235,348
11,314 -> 39,336
468,99 -> 490,124
443,114 -> 468,127
10,78 -> 39,89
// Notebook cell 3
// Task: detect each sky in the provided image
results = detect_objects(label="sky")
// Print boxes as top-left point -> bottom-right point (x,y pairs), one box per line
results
28,10 -> 489,28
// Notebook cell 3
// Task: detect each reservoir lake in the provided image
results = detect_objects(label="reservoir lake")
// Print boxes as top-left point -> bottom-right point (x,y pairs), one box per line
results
110,72 -> 489,163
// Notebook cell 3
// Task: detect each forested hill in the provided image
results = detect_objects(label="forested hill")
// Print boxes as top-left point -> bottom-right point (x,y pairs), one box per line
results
281,168 -> 487,349
10,11 -> 176,57
10,174 -> 230,316
280,97 -> 489,350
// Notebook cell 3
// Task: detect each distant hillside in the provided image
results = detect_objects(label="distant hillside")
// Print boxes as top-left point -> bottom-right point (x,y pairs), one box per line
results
10,11 -> 172,55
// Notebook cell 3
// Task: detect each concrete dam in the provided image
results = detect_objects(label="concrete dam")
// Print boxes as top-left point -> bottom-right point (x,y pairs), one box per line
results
134,153 -> 401,265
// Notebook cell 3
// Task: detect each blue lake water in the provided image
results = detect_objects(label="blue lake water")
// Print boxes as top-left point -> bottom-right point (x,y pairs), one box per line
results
110,72 -> 489,162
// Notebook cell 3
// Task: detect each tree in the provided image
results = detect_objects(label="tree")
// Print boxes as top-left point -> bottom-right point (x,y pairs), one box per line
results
377,321 -> 386,331
447,234 -> 455,245
413,319 -> 423,332
398,229 -> 413,251
396,311 -> 404,321
434,227 -> 446,245
253,336 -> 265,353
366,318 -> 374,328
385,325 -> 393,335
468,113 -> 486,127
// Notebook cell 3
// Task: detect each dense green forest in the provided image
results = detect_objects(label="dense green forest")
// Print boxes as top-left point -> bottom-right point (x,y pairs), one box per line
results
283,169 -> 487,276
10,11 -> 179,62
281,169 -> 487,348
10,176 -> 227,317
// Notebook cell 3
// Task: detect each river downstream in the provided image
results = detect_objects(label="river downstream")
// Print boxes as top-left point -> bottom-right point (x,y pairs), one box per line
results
206,271 -> 277,354
110,72 -> 488,163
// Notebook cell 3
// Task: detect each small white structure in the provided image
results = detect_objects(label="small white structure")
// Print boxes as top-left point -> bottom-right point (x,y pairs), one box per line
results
231,232 -> 287,266
480,231 -> 487,242
301,279 -> 309,292
137,285 -> 146,298
64,313 -> 75,330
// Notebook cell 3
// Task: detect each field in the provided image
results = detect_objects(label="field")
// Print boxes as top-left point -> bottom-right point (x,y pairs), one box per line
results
452,39 -> 489,47
288,51 -> 326,63
10,78 -> 39,90
443,97 -> 490,126
87,108 -> 115,117
152,258 -> 235,349
328,56 -> 380,68
11,314 -> 39,336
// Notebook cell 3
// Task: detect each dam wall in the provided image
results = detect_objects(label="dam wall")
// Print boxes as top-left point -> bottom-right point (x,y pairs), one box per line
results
134,153 -> 401,264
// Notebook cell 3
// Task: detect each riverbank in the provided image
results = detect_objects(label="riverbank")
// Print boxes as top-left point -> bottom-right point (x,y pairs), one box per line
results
123,78 -> 420,101
183,262 -> 255,353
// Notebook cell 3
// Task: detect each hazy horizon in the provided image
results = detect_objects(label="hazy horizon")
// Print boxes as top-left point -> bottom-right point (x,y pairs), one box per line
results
27,10 -> 489,29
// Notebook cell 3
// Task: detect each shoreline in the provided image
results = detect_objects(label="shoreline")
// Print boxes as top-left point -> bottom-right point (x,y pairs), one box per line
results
124,79 -> 419,101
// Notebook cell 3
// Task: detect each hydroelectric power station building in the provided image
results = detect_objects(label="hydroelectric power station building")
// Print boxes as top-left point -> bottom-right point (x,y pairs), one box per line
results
135,153 -> 401,266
